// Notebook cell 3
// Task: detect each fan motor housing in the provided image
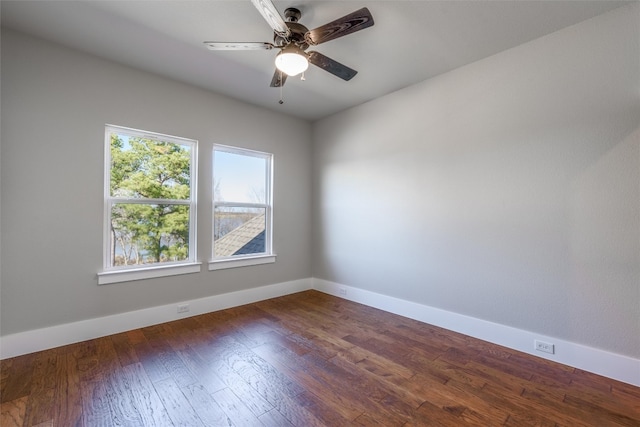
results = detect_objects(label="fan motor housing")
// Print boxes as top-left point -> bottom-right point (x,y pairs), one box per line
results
275,22 -> 309,49
274,8 -> 309,49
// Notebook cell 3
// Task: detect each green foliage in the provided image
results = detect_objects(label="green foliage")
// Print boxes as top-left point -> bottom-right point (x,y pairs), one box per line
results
109,133 -> 192,266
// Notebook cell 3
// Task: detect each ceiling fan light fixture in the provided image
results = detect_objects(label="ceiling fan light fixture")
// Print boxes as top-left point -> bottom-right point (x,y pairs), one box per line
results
205,1 -> 374,88
275,46 -> 309,76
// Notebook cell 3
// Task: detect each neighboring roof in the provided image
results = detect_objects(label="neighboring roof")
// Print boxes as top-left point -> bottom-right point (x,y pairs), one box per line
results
234,231 -> 265,256
214,214 -> 265,257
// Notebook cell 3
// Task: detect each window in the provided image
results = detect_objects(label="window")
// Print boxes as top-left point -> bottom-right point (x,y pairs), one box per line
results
210,145 -> 275,269
98,125 -> 199,284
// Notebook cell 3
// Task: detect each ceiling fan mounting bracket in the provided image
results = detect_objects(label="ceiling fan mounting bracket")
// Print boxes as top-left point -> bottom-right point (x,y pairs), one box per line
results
284,8 -> 301,23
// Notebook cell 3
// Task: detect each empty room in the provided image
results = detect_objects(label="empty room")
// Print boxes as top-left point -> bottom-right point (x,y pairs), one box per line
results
1,1 -> 639,426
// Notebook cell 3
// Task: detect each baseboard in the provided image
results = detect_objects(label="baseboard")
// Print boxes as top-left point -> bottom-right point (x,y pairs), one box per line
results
312,278 -> 640,387
0,278 -> 312,359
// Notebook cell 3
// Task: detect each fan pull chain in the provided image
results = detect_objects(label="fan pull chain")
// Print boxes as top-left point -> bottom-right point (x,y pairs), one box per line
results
301,72 -> 306,81
278,70 -> 284,104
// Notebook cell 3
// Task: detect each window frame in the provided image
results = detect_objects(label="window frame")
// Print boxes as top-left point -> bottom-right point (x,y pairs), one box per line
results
98,124 -> 200,284
209,144 -> 275,270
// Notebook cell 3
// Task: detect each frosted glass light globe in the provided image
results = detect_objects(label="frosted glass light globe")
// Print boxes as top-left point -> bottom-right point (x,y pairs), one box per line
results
275,50 -> 309,76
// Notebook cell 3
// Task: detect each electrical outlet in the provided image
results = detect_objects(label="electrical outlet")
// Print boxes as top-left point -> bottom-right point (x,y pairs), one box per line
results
177,303 -> 190,314
535,340 -> 554,354
338,287 -> 347,296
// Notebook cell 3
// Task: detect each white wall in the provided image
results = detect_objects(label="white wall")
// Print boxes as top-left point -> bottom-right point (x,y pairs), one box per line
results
312,4 -> 640,358
0,29 -> 312,336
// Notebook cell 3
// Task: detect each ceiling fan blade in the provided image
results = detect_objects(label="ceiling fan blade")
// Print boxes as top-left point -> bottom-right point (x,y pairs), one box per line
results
305,7 -> 374,46
251,0 -> 291,39
270,69 -> 287,87
204,42 -> 274,51
308,51 -> 357,81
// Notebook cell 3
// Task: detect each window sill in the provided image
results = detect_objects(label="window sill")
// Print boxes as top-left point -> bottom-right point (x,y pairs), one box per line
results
98,262 -> 202,285
208,254 -> 276,271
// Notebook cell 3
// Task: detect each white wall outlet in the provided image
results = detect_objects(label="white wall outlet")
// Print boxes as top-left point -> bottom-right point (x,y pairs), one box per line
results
338,287 -> 347,296
177,303 -> 190,314
535,340 -> 555,354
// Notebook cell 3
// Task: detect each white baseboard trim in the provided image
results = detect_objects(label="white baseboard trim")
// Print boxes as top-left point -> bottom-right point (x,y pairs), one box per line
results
312,278 -> 640,387
0,278 -> 312,360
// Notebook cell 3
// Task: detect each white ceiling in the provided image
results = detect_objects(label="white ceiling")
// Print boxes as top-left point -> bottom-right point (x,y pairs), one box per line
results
1,0 -> 629,121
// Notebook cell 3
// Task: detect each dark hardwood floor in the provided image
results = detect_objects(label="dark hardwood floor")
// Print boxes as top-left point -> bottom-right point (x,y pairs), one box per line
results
1,290 -> 639,426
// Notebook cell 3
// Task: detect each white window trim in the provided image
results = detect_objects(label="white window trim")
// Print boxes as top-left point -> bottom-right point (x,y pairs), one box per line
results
98,262 -> 202,285
100,124 -> 199,284
208,254 -> 276,271
210,144 -> 274,269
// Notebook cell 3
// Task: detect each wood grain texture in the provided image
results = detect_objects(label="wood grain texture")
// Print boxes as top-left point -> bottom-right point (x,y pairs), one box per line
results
1,290 -> 638,426
306,7 -> 374,46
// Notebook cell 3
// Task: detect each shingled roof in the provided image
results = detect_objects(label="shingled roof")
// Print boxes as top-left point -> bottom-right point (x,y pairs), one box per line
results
214,214 -> 266,257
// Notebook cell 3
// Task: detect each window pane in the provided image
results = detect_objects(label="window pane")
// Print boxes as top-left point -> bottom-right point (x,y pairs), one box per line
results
214,151 -> 266,203
214,207 -> 266,257
110,203 -> 190,266
110,132 -> 191,200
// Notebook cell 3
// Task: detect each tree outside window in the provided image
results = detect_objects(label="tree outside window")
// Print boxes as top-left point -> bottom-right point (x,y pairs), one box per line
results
104,125 -> 197,270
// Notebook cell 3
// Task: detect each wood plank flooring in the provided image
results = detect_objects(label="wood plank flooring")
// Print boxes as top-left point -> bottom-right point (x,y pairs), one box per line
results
1,290 -> 639,426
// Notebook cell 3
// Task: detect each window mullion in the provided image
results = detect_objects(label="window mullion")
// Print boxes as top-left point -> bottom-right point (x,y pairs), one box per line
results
214,201 -> 267,209
110,197 -> 191,205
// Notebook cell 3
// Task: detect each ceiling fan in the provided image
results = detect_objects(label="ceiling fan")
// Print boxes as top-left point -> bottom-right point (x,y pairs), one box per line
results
204,0 -> 374,88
